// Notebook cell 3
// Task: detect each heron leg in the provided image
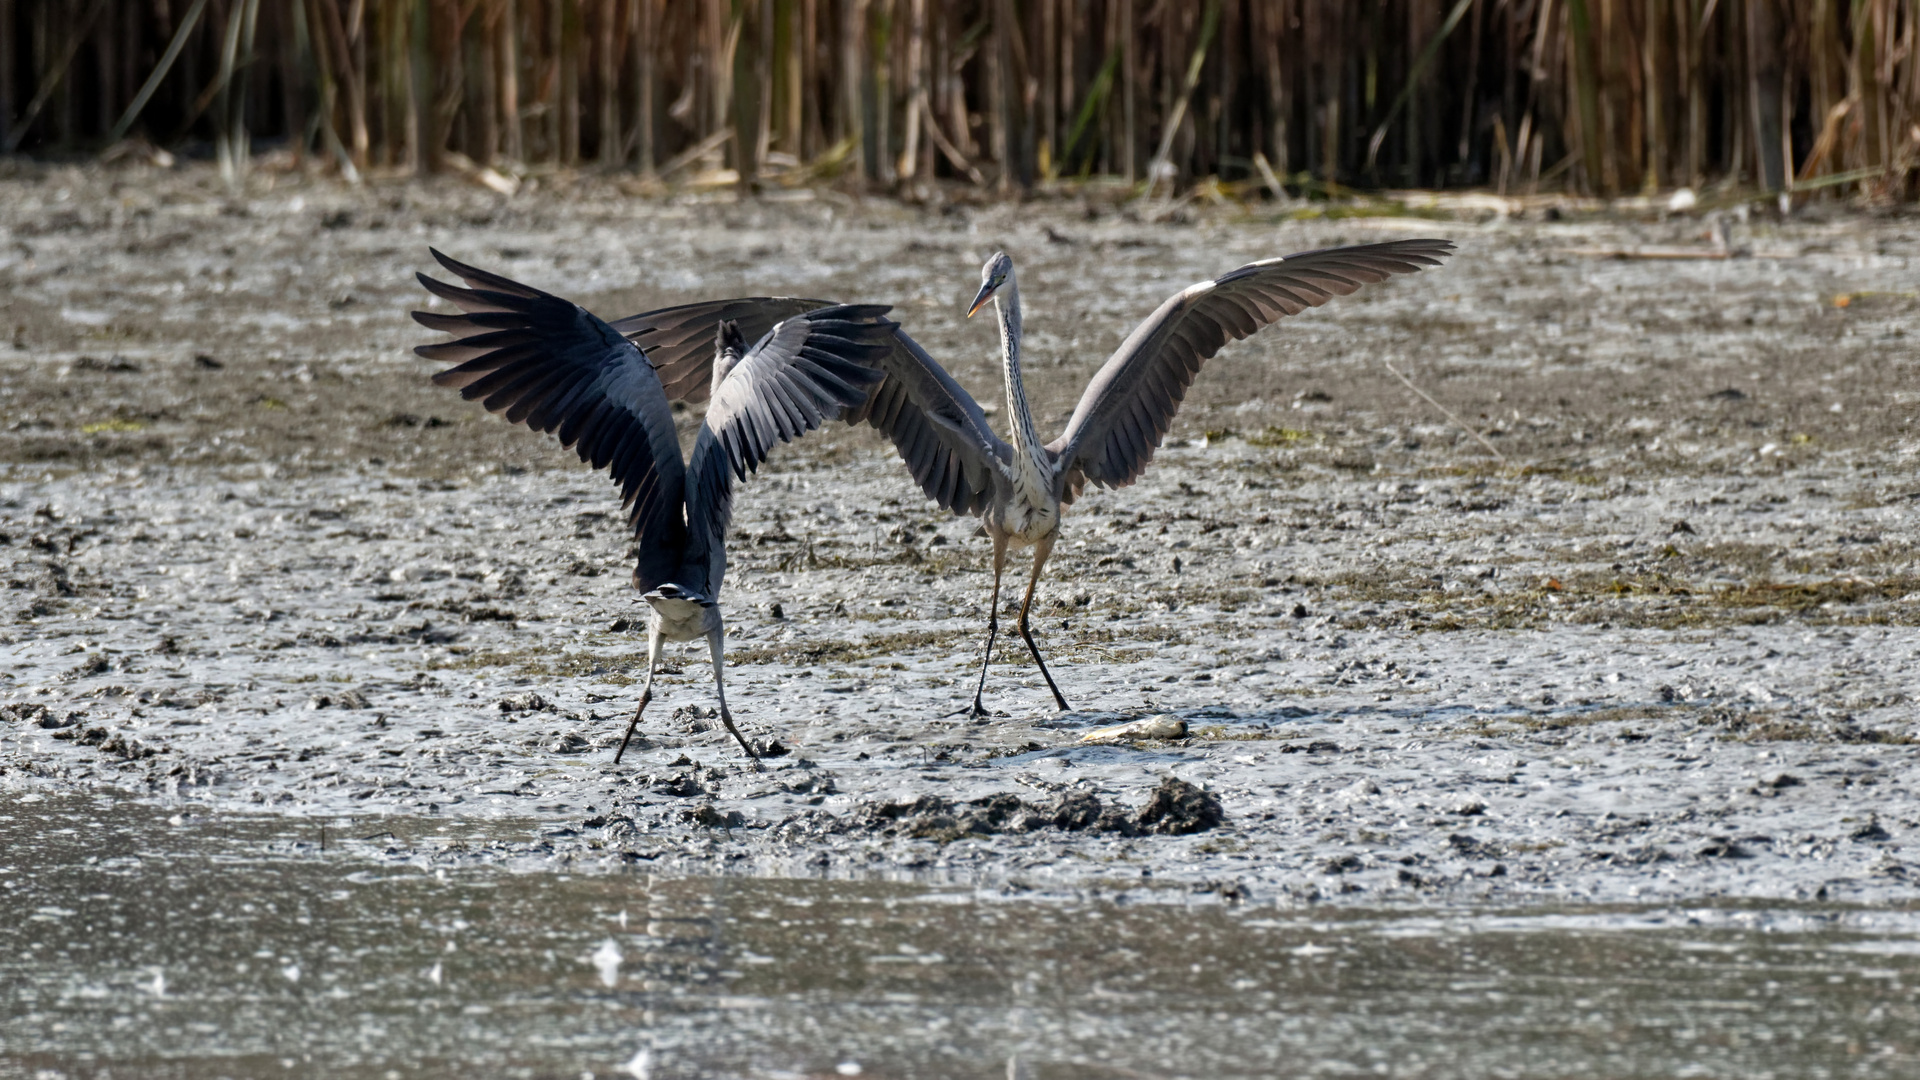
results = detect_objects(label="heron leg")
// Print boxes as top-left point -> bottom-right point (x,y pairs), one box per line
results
1015,533 -> 1071,712
708,627 -> 762,771
614,626 -> 665,764
969,533 -> 1011,717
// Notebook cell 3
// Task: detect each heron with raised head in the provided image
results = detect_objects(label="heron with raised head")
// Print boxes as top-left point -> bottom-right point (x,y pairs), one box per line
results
410,250 -> 896,767
637,238 -> 1455,715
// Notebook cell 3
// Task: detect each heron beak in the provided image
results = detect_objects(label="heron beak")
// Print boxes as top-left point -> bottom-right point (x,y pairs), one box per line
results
965,282 -> 995,318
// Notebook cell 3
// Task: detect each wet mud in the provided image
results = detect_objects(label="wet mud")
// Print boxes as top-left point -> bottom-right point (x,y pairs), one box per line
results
2,162 -> 1919,910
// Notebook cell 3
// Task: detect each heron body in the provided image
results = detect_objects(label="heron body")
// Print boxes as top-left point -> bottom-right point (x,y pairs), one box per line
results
987,284 -> 1062,548
939,240 -> 1458,714
410,250 -> 895,766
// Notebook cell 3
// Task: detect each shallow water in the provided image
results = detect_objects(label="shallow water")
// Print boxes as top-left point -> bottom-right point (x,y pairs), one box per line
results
2,792 -> 1915,1079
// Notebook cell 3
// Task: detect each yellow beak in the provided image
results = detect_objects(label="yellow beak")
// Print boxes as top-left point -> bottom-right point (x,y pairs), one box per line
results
966,283 -> 995,318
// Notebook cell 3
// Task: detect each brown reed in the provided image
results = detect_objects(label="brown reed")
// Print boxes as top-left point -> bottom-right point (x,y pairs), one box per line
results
2,0 -> 1916,202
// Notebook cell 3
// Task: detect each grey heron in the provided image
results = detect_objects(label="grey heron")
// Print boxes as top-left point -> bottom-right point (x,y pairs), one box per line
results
635,239 -> 1454,715
411,250 -> 896,766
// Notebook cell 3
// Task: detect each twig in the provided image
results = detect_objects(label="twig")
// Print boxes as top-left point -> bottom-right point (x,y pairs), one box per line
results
1251,150 -> 1290,204
657,127 -> 733,179
1382,361 -> 1507,463
918,93 -> 984,185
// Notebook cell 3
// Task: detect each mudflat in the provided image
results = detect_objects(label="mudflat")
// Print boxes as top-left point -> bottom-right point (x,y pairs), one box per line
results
2,163 -> 1916,906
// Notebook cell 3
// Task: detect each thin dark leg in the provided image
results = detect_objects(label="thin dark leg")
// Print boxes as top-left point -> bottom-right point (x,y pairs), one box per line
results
613,684 -> 651,764
969,534 -> 1011,716
1015,533 -> 1070,711
709,628 -> 762,771
614,629 -> 664,764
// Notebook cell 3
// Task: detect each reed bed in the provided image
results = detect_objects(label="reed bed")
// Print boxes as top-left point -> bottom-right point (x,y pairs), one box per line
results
2,0 -> 1917,201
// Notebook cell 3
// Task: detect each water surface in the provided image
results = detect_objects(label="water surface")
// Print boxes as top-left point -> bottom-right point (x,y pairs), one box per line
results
2,792 -> 1914,1079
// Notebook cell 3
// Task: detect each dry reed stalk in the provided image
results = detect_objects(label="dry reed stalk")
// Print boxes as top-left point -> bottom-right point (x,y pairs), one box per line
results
6,0 -> 1920,206
499,0 -> 521,163
597,0 -> 618,165
1120,0 -> 1135,181
0,0 -> 14,151
628,0 -> 648,170
1148,0 -> 1218,189
898,0 -> 923,180
4,0 -> 107,152
107,0 -> 211,145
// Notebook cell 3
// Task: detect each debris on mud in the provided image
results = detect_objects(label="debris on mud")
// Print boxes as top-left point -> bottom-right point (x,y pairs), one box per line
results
1080,715 -> 1189,743
497,691 -> 554,713
852,778 -> 1224,840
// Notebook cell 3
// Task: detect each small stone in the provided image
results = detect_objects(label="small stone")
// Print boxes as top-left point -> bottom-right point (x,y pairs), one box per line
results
1334,778 -> 1381,803
1321,853 -> 1363,874
1698,837 -> 1750,859
681,803 -> 743,829
1851,818 -> 1891,842
1452,797 -> 1487,816
497,691 -> 552,713
547,733 -> 590,754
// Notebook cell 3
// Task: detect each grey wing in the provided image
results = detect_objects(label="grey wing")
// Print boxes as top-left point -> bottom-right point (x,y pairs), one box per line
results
411,248 -> 690,591
681,305 -> 897,595
845,327 -> 1012,517
608,296 -> 834,402
1047,238 -> 1455,499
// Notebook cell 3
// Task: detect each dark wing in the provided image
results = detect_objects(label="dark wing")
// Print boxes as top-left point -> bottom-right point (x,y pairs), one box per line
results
681,305 -> 897,595
845,328 -> 1012,517
608,297 -> 834,402
1047,238 -> 1454,499
411,248 -> 689,591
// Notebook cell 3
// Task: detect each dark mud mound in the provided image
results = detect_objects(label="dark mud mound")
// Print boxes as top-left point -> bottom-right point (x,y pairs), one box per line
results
1135,777 -> 1227,835
852,778 -> 1224,841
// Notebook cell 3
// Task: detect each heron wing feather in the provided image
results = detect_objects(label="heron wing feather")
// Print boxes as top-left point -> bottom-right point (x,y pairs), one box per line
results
607,296 -> 835,402
844,328 -> 1011,517
682,305 -> 896,595
1048,238 -> 1454,497
410,249 -> 690,592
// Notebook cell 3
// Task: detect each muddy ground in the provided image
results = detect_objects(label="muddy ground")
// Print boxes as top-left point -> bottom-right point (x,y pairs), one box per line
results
1,161 -> 1917,908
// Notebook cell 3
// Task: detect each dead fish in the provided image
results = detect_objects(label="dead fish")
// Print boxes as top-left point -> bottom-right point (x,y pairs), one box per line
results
1078,715 -> 1188,744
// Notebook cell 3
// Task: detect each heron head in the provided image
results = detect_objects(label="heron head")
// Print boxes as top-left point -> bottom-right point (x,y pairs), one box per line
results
966,252 -> 1013,318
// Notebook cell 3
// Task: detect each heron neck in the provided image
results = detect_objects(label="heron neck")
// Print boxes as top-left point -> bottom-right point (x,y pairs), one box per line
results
993,278 -> 1044,463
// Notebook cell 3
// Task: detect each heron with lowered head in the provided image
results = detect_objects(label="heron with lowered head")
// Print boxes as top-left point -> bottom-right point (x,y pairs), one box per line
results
411,250 -> 897,767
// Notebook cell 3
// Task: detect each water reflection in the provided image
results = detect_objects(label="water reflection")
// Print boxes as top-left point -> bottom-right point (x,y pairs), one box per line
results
2,791 -> 1915,1078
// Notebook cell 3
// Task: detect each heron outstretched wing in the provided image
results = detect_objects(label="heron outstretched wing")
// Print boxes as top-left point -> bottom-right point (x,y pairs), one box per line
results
600,291 -> 1011,516
1046,238 -> 1455,498
610,297 -> 833,402
846,329 -> 1013,517
682,305 -> 896,595
412,249 -> 690,590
